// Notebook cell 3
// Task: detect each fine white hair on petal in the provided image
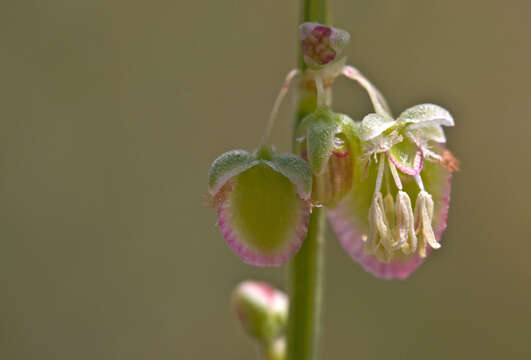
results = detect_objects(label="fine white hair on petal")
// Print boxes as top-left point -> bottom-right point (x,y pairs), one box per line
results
397,103 -> 454,127
358,113 -> 395,141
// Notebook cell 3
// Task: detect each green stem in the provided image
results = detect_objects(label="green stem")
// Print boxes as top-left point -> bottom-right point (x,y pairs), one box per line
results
286,207 -> 325,360
262,339 -> 286,360
287,2 -> 328,360
295,0 -> 330,126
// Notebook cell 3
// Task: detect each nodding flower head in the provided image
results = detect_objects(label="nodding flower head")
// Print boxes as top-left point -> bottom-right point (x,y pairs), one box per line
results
299,22 -> 350,68
328,104 -> 457,279
208,146 -> 312,266
231,281 -> 288,342
295,106 -> 358,207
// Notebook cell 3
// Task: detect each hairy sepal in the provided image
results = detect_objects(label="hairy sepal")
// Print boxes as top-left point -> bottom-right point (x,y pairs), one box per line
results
397,103 -> 454,127
358,113 -> 395,141
267,153 -> 313,200
208,150 -> 258,196
406,122 -> 446,144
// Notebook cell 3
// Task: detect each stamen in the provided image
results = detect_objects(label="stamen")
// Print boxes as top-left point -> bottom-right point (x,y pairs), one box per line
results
366,191 -> 394,262
395,191 -> 417,254
387,158 -> 403,190
414,190 -> 440,258
423,148 -> 443,162
383,193 -> 395,231
414,173 -> 425,191
374,154 -> 385,193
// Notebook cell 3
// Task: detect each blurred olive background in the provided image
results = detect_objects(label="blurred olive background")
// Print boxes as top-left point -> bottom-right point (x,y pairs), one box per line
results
0,0 -> 530,359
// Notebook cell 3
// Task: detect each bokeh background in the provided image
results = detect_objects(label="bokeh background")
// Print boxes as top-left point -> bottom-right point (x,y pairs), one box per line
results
1,0 -> 530,359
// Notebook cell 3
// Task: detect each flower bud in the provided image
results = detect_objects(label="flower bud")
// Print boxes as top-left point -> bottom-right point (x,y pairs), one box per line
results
299,22 -> 350,68
231,281 -> 288,343
296,107 -> 357,207
208,147 -> 312,266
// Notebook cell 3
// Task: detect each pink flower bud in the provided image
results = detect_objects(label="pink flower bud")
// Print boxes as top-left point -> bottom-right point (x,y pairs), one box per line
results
231,281 -> 288,342
299,22 -> 350,68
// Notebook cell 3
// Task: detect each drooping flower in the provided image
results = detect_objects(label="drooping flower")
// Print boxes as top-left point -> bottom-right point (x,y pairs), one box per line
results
295,106 -> 358,207
328,104 -> 457,279
208,146 -> 312,266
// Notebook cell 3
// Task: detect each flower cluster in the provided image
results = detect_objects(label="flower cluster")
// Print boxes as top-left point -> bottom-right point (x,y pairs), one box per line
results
208,22 -> 458,280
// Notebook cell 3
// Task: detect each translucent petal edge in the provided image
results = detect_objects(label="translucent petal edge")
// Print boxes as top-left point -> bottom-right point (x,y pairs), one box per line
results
208,149 -> 258,196
358,113 -> 395,141
397,104 -> 454,127
217,194 -> 311,267
328,173 -> 451,279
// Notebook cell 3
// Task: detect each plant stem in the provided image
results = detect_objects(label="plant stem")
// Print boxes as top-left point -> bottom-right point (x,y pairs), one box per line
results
286,207 -> 325,360
287,2 -> 328,359
295,0 -> 329,127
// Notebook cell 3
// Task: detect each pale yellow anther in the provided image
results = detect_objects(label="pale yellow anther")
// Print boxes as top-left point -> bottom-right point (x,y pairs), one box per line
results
381,193 -> 398,257
414,190 -> 440,258
364,155 -> 443,262
395,191 -> 417,255
383,193 -> 395,232
366,192 -> 395,262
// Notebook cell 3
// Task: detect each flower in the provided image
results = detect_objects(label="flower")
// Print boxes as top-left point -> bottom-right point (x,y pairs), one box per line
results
328,104 -> 457,279
299,22 -> 350,68
295,106 -> 357,207
208,146 -> 312,266
231,281 -> 288,342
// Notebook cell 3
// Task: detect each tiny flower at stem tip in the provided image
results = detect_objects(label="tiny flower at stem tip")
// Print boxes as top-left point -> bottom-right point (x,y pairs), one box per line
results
299,22 -> 350,68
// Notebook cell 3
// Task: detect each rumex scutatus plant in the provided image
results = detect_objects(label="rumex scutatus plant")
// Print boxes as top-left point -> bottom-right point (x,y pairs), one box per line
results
207,15 -> 459,360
